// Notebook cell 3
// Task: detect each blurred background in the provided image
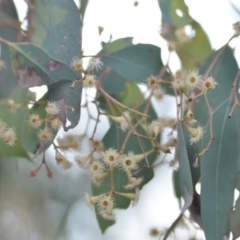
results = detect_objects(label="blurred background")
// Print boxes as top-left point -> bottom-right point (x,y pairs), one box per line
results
0,0 -> 239,239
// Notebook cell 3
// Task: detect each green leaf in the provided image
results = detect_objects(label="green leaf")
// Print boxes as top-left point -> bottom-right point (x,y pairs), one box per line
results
96,38 -> 171,106
29,0 -> 81,64
101,43 -> 164,81
7,42 -> 78,88
0,0 -> 19,97
164,122 -> 193,239
92,99 -> 158,233
99,68 -> 128,95
201,100 -> 240,240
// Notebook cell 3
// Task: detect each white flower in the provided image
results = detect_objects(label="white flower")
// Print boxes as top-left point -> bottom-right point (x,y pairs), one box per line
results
71,56 -> 84,72
89,160 -> 105,176
101,148 -> 120,167
87,57 -> 104,71
97,194 -> 115,212
82,74 -> 96,89
185,69 -> 201,90
28,114 -> 42,128
201,77 -> 218,91
45,101 -> 60,115
120,152 -> 138,171
2,127 -> 17,146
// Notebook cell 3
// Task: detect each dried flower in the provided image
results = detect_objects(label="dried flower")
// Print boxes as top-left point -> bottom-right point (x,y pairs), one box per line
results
45,101 -> 60,115
55,151 -> 72,169
37,127 -> 53,143
51,117 -> 62,130
171,78 -> 186,92
147,75 -> 159,91
75,153 -> 92,168
57,134 -> 82,151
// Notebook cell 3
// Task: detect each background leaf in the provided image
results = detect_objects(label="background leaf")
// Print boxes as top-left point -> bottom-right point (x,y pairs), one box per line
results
97,38 -> 168,94
164,123 -> 193,239
29,0 -> 81,64
8,42 -> 78,87
201,100 -> 240,240
158,0 -> 212,68
0,0 -> 19,97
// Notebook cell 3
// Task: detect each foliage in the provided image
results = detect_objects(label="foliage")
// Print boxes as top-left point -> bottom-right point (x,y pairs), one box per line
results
0,0 -> 240,239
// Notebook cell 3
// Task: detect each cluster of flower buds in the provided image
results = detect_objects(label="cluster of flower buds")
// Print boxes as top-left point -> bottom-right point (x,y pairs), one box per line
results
75,145 -> 154,220
172,69 -> 218,95
27,101 -> 62,143
70,56 -> 104,89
